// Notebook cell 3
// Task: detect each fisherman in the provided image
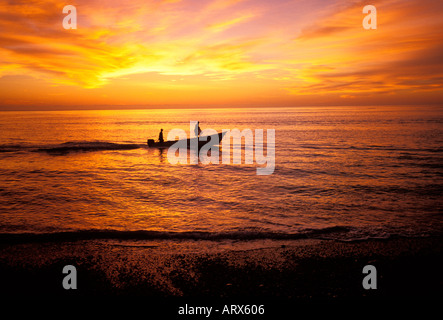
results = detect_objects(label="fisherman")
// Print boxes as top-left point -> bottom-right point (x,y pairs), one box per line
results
195,121 -> 202,137
158,128 -> 164,143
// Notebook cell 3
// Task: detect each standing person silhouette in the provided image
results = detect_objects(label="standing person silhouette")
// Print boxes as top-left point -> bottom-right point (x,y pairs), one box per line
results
195,122 -> 202,137
158,128 -> 164,143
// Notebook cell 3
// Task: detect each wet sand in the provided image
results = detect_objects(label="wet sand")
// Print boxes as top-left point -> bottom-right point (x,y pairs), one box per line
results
0,236 -> 441,303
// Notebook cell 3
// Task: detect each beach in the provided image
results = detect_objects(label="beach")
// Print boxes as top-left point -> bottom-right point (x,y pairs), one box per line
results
0,236 -> 441,303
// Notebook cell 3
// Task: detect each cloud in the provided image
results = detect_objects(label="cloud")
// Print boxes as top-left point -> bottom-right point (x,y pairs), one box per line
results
207,13 -> 256,32
205,0 -> 246,11
286,0 -> 443,97
297,25 -> 352,40
0,0 -> 442,106
0,0 -> 273,88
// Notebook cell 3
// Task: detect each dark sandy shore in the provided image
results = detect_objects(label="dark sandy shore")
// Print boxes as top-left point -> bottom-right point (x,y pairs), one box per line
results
0,236 -> 441,303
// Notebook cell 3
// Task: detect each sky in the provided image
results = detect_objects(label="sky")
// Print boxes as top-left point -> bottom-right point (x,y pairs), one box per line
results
0,0 -> 442,110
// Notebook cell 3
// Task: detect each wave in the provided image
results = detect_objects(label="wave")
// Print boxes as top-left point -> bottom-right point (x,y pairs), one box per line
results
0,144 -> 29,153
36,141 -> 141,154
0,226 -> 426,244
0,141 -> 143,154
298,143 -> 443,153
3,140 -> 442,155
0,226 -> 347,243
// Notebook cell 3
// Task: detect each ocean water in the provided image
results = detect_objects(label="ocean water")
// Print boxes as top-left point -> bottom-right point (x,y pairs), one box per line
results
0,106 -> 442,244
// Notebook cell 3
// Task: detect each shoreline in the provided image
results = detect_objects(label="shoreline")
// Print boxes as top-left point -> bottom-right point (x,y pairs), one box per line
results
0,236 -> 441,301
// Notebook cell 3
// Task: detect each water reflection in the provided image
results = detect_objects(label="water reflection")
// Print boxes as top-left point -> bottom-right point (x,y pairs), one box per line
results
0,107 -> 441,240
158,147 -> 165,163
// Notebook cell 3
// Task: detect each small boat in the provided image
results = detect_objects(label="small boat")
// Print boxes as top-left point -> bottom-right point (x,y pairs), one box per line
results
147,131 -> 226,149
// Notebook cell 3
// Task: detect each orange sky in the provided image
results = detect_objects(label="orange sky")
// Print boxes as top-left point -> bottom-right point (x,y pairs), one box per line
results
0,0 -> 442,110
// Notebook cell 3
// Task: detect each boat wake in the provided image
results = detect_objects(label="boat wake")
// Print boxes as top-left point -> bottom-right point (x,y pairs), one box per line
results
36,141 -> 142,154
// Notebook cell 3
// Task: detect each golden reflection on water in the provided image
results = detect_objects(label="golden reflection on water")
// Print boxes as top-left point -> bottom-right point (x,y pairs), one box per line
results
0,106 -> 441,239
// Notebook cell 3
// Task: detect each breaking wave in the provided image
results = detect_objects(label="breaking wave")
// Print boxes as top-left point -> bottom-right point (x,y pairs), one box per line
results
0,225 -> 433,244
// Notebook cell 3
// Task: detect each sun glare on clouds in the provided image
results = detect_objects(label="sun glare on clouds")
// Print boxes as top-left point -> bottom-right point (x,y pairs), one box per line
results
0,0 -> 442,108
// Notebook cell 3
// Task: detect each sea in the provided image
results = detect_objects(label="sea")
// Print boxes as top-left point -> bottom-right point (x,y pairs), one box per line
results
0,106 -> 442,250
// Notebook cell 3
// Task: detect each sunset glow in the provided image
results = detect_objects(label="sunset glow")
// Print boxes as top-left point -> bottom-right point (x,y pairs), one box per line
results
1,0 -> 442,109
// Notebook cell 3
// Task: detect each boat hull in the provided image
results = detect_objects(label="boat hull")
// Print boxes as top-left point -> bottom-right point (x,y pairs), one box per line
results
147,131 -> 226,149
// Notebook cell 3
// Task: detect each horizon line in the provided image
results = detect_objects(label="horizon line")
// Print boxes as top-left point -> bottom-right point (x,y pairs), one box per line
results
1,103 -> 442,112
